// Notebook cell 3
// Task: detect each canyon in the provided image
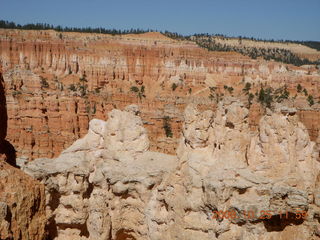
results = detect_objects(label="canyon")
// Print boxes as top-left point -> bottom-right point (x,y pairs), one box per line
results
0,29 -> 319,161
0,71 -> 46,240
0,29 -> 320,239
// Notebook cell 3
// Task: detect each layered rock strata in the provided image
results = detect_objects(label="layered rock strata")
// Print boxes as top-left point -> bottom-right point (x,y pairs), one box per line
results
0,71 -> 47,240
1,29 -> 320,160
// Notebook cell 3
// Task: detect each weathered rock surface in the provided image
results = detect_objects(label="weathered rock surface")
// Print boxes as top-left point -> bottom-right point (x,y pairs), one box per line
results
0,161 -> 47,240
25,105 -> 177,239
0,71 -> 47,240
24,102 -> 320,239
1,29 -> 319,160
0,70 -> 7,142
146,99 -> 320,239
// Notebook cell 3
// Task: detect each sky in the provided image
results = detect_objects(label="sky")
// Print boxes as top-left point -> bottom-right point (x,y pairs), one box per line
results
1,0 -> 319,41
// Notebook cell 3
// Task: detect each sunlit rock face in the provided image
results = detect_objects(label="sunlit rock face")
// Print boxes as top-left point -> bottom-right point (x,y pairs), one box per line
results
0,69 -> 47,240
147,99 -> 320,240
24,101 -> 320,240
1,29 -> 320,161
24,105 -> 177,240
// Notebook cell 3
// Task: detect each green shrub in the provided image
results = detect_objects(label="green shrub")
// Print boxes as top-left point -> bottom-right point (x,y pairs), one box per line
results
79,85 -> 87,97
297,84 -> 302,93
163,116 -> 173,138
69,84 -> 77,91
274,85 -> 289,103
243,82 -> 251,94
130,86 -> 139,93
258,87 -> 273,108
171,83 -> 178,91
209,86 -> 217,101
40,76 -> 49,89
130,85 -> 146,100
307,95 -> 314,106
79,74 -> 88,96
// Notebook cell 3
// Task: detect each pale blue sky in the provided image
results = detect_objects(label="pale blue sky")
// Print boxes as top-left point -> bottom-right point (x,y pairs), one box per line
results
1,0 -> 319,41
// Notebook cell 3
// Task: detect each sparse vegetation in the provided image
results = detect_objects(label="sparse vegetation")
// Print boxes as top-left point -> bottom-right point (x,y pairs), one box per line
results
274,85 -> 289,103
243,82 -> 251,94
53,76 -> 64,91
40,76 -> 49,89
209,86 -> 218,102
130,86 -> 139,93
130,85 -> 146,100
1,19 -> 319,66
171,83 -> 178,91
79,73 -> 88,97
69,84 -> 77,91
307,95 -> 314,106
258,87 -> 273,108
223,85 -> 234,94
255,85 -> 293,109
192,35 -> 318,66
163,116 -> 173,138
297,84 -> 303,93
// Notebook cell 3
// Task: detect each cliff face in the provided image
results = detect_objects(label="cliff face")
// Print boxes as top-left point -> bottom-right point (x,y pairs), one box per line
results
0,72 -> 47,240
0,70 -> 7,145
24,102 -> 320,240
0,29 -> 320,160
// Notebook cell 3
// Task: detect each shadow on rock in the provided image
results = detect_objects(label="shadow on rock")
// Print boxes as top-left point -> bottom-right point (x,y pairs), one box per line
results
0,71 -> 18,168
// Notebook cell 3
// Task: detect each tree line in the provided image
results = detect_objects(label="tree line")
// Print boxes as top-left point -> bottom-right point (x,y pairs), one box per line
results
1,19 -> 319,65
194,37 -> 318,66
0,20 -> 152,35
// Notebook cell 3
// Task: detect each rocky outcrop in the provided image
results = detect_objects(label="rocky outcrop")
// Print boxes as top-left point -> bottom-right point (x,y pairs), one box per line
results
146,99 -> 320,239
0,70 -> 7,143
1,29 -> 320,161
24,102 -> 320,239
24,105 -> 177,239
0,162 -> 47,240
0,70 -> 47,240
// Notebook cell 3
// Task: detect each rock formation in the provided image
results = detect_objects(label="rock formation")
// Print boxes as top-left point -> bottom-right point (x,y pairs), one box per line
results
24,101 -> 320,239
1,29 -> 319,160
0,70 -> 47,240
24,105 -> 177,239
146,99 -> 320,240
1,28 -> 320,239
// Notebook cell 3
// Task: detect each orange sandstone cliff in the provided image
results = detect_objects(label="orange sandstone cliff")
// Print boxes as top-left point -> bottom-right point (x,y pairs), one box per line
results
0,29 -> 319,160
0,71 -> 46,240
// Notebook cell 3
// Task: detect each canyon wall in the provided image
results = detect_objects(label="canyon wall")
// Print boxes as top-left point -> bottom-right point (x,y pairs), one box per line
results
0,29 -> 320,161
24,102 -> 320,239
0,72 -> 47,240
